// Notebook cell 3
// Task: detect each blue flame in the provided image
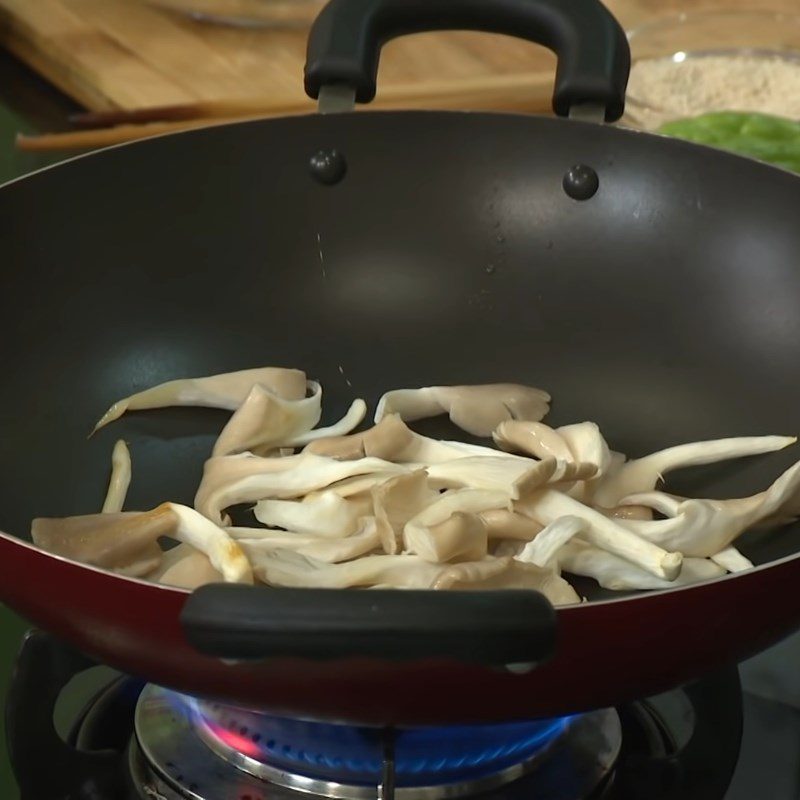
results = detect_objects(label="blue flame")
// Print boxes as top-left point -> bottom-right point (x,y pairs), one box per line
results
171,689 -> 572,788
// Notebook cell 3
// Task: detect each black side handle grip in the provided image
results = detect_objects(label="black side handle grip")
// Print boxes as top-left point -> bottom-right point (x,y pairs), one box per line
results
181,585 -> 556,666
304,0 -> 630,121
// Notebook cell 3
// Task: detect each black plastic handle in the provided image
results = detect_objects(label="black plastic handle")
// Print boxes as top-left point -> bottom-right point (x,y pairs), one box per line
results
181,585 -> 555,666
304,0 -> 630,121
5,630 -> 125,800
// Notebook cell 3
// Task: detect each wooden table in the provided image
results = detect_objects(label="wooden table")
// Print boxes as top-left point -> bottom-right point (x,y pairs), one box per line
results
0,0 -> 794,115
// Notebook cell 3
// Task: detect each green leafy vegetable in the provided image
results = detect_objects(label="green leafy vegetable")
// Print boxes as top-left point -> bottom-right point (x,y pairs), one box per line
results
658,111 -> 800,174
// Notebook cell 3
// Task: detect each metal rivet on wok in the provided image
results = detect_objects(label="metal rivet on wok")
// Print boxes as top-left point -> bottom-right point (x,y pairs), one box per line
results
563,164 -> 599,200
309,149 -> 347,185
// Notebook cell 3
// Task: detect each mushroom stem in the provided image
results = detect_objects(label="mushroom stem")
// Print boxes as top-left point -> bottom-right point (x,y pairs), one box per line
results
519,489 -> 682,580
102,439 -> 131,513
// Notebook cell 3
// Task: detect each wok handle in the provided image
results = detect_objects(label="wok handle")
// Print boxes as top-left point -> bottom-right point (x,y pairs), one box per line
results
181,585 -> 555,666
304,0 -> 630,121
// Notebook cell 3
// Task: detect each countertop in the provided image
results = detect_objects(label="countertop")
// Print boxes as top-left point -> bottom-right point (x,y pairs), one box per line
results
2,21 -> 800,800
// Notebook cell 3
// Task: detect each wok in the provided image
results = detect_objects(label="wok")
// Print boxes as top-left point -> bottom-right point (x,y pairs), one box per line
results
2,0 -> 800,727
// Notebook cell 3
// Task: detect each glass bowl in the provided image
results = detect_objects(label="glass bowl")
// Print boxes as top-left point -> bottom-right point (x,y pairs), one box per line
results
152,0 -> 324,28
623,9 -> 800,130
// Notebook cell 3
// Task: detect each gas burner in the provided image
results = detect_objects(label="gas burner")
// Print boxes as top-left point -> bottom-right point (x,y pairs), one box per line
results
6,632 -> 747,800
132,685 -> 621,800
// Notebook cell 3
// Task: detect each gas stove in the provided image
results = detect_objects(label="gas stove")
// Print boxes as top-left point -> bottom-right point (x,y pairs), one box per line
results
0,630 -> 779,800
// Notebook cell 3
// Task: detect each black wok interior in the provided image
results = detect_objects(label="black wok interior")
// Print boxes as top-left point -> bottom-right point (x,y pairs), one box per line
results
2,111 -> 800,603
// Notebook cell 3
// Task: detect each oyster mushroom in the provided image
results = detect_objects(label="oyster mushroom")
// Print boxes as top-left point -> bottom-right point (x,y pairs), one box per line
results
618,459 -> 800,557
92,367 -> 307,433
405,511 -> 488,563
246,548 -> 452,589
404,489 -> 511,542
254,491 -> 371,537
426,456 -> 555,497
307,413 -> 528,464
149,543 -> 223,589
556,540 -> 724,591
213,383 -> 366,457
492,539 -> 526,557
32,509 -> 170,577
34,503 -> 251,583
304,413 -> 416,461
603,505 -> 654,522
494,420 -> 573,461
495,420 -> 611,476
711,546 -> 754,573
374,383 -> 551,437
437,557 -> 581,604
236,517 -> 382,563
515,516 -> 587,568
160,503 -> 252,583
557,422 -> 613,477
592,435 -> 797,508
372,470 -> 438,554
517,489 -> 682,580
478,509 -> 544,541
102,439 -> 131,513
195,452 -> 407,523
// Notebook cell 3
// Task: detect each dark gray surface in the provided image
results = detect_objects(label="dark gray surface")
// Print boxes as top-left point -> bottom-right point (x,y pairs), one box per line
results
0,47 -> 77,800
728,692 -> 800,800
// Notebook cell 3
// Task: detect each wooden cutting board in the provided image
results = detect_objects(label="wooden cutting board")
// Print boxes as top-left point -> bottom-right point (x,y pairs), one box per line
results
0,0 -> 785,113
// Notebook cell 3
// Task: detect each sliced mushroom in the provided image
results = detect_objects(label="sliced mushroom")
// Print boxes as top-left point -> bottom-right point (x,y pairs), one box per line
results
374,383 -> 551,437
304,413 -> 415,461
557,422 -> 613,477
311,472 -> 399,499
237,517 -> 382,563
102,439 -> 131,513
591,435 -> 797,508
212,382 -> 323,457
515,516 -> 586,568
403,489 -> 510,551
556,540 -> 724,591
195,452 -> 406,523
372,470 -> 438,554
306,413 -> 527,464
517,488 -> 682,580
550,460 -> 599,484
160,503 -> 252,583
92,367 -> 307,433
32,509 -> 171,577
246,548 -> 451,589
254,491 -> 371,537
711,546 -> 754,573
478,509 -> 544,541
440,558 -> 581,605
35,503 -> 251,582
149,543 -> 223,589
494,420 -> 611,476
213,382 -> 367,457
603,505 -> 654,522
494,420 -> 573,461
491,539 -> 526,557
427,456 -> 555,498
405,511 -> 488,563
617,459 -> 800,557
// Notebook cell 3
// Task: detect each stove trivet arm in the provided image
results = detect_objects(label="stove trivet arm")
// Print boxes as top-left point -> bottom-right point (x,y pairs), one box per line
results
378,728 -> 396,800
180,586 -> 555,666
5,630 -> 126,800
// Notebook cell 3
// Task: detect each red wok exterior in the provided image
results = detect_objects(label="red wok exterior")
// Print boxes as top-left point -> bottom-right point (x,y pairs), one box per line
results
3,531 -> 798,725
